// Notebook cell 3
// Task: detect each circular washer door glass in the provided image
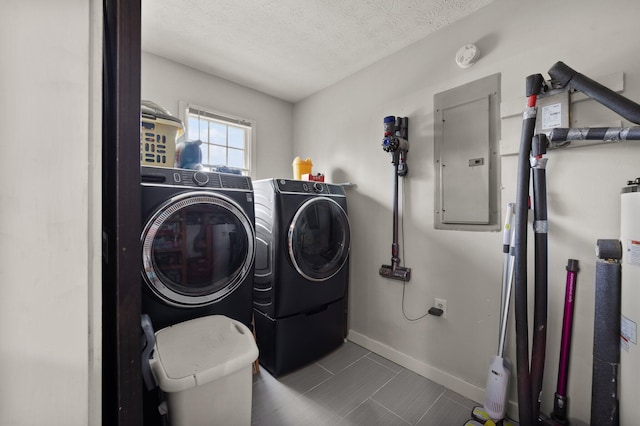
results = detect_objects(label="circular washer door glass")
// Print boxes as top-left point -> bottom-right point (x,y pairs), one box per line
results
288,197 -> 350,282
141,191 -> 255,307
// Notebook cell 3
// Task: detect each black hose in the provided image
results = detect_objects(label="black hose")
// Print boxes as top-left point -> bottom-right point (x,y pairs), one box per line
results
514,113 -> 535,426
548,61 -> 640,125
514,74 -> 545,426
530,135 -> 549,420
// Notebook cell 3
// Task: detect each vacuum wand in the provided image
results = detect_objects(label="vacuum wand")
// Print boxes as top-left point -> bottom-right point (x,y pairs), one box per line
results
550,259 -> 579,426
380,116 -> 411,282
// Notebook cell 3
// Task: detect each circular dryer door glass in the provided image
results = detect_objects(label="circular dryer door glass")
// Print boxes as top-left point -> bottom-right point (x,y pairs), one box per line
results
141,192 -> 255,307
288,197 -> 350,282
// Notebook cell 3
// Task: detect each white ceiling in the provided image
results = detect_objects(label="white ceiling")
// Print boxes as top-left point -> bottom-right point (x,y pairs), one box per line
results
142,0 -> 495,103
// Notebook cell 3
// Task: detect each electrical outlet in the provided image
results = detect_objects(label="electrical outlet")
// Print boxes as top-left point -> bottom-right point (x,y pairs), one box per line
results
435,298 -> 447,319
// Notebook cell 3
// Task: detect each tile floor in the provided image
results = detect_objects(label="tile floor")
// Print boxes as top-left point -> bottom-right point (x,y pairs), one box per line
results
251,340 -> 479,425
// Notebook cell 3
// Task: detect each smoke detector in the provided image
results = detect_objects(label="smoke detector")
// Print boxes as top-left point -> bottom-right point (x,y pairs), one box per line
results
455,44 -> 480,68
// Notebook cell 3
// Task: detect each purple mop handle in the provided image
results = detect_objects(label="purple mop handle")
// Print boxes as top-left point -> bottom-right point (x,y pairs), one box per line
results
557,259 -> 579,396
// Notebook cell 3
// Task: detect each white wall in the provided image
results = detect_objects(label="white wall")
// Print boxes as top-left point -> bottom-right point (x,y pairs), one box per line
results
293,0 -> 640,423
0,0 -> 102,425
5,1 -> 638,424
141,52 -> 294,180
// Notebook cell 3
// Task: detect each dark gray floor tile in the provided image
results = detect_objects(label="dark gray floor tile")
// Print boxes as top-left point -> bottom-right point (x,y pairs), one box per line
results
252,348 -> 484,426
253,394 -> 343,426
366,352 -> 404,373
306,356 -> 397,416
416,395 -> 471,426
251,368 -> 303,424
342,399 -> 411,426
278,362 -> 334,394
371,369 -> 445,424
316,341 -> 370,374
443,389 -> 479,410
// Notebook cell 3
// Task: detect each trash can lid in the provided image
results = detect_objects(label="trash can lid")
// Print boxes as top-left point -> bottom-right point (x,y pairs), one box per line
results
150,315 -> 259,393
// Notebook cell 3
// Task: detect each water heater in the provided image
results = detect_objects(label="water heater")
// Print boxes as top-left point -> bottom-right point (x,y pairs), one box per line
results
620,177 -> 640,426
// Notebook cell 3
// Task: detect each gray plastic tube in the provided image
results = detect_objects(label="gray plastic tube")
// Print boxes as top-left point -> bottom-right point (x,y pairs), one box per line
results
590,241 -> 621,426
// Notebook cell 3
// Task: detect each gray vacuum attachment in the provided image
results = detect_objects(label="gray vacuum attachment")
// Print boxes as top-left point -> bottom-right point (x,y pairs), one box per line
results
379,264 -> 411,281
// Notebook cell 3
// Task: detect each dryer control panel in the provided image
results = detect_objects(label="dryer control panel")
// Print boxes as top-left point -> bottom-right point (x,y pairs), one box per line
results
275,179 -> 345,196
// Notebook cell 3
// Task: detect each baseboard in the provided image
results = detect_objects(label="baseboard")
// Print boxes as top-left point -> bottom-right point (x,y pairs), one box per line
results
347,329 -> 519,418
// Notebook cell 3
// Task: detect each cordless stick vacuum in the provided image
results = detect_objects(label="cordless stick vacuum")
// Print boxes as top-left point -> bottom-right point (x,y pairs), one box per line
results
466,203 -> 517,426
548,259 -> 579,426
379,116 -> 411,282
484,203 -> 516,421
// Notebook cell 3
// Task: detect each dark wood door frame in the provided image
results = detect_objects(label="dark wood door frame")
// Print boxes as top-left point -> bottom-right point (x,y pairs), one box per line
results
102,0 -> 142,424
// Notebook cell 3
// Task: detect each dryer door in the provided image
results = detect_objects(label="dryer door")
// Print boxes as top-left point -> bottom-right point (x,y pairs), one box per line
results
141,191 -> 255,307
288,197 -> 350,282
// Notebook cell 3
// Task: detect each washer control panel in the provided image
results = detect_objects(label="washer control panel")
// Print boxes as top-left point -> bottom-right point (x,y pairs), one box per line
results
141,166 -> 252,191
192,171 -> 210,186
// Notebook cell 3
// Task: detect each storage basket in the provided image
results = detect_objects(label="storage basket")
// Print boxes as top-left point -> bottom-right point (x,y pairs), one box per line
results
140,100 -> 184,168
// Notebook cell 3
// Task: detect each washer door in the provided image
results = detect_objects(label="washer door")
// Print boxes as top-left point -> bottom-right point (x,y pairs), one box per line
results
288,197 -> 350,282
141,191 -> 255,307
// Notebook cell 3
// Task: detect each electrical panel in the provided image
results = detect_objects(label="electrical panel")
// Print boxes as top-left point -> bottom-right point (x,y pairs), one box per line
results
434,73 -> 501,231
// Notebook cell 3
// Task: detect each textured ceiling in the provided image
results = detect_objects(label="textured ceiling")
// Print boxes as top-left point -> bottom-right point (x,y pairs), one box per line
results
142,0 -> 495,103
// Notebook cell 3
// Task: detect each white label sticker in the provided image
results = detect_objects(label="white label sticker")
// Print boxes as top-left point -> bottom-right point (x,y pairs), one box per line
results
621,314 -> 637,345
541,103 -> 562,129
628,240 -> 640,266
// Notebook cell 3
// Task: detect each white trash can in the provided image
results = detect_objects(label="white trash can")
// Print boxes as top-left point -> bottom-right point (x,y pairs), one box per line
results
149,315 -> 259,426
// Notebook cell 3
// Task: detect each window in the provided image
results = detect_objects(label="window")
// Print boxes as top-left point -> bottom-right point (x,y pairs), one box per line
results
181,104 -> 254,175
